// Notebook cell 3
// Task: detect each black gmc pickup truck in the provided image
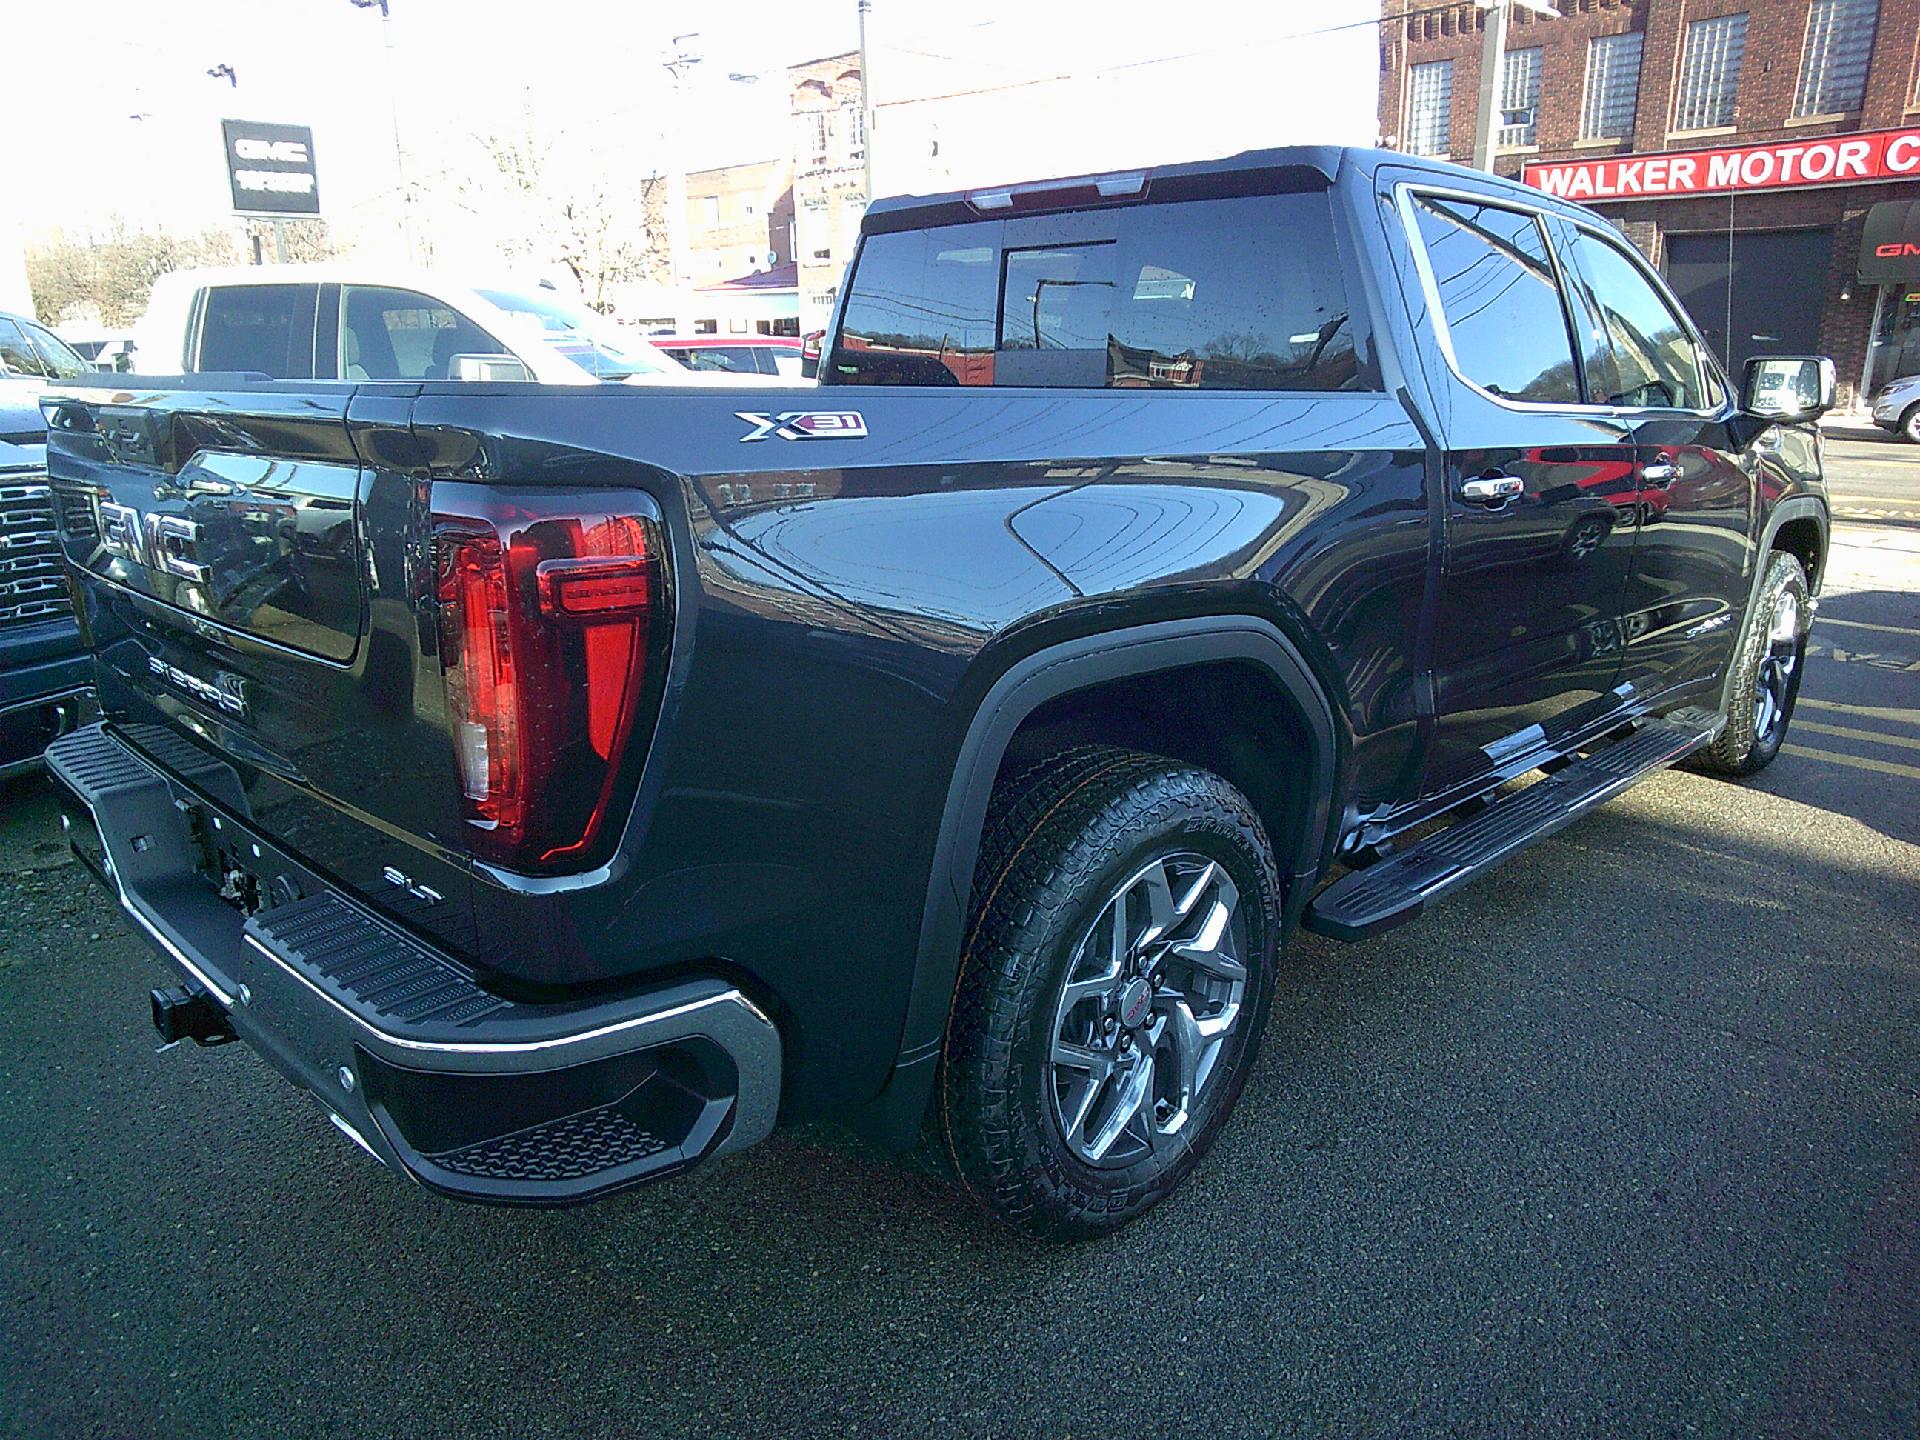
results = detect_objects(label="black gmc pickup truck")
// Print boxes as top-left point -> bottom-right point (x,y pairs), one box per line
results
41,147 -> 1833,1239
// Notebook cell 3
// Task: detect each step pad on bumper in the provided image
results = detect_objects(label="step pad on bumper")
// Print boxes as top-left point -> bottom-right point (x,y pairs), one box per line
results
250,895 -> 511,1033
45,722 -> 783,1206
1305,712 -> 1720,942
431,1109 -> 669,1184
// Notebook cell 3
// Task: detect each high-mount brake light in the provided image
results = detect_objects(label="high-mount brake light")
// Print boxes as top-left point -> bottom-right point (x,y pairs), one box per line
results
967,171 -> 1147,213
433,491 -> 667,870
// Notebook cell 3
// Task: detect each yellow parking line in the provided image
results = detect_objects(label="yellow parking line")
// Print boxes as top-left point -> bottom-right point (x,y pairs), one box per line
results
1801,698 -> 1920,726
1796,719 -> 1920,751
1816,616 -> 1920,638
1782,744 -> 1920,780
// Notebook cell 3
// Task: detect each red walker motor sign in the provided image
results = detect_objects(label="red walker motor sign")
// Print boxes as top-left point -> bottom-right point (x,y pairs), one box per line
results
1523,125 -> 1920,203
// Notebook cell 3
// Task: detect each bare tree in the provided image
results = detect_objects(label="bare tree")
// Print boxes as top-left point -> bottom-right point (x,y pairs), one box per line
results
241,217 -> 336,265
467,121 -> 669,313
27,221 -> 244,328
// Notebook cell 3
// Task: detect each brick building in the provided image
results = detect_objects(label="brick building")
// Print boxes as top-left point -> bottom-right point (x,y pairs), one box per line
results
678,159 -> 798,336
1380,0 -> 1920,404
681,159 -> 794,288
788,51 -> 869,335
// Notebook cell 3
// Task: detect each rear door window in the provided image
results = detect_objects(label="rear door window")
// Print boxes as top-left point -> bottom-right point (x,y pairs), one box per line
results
1408,194 -> 1583,405
196,285 -> 319,378
340,286 -> 503,380
831,193 -> 1362,391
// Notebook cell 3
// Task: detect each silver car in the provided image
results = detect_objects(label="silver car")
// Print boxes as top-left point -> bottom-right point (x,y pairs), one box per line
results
1870,372 -> 1920,443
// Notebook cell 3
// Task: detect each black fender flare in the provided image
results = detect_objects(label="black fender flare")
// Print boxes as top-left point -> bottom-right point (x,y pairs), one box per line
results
858,616 -> 1340,1147
1718,495 -> 1829,714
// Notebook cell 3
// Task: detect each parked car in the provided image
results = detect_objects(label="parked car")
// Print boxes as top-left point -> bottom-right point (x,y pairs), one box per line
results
43,146 -> 1832,1239
1870,371 -> 1920,443
651,334 -> 808,379
1,310 -> 95,407
131,267 -> 725,385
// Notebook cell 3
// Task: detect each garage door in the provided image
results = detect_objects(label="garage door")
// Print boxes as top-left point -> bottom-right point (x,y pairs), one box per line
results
1664,227 -> 1832,378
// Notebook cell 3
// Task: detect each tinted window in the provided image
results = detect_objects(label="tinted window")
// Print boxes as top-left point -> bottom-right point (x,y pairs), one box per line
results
998,242 -> 1116,387
1411,195 -> 1581,404
341,286 -> 500,381
26,324 -> 92,379
831,222 -> 1000,385
197,285 -> 317,378
1564,231 -> 1705,410
0,319 -> 49,377
832,193 -> 1361,391
1106,196 -> 1357,390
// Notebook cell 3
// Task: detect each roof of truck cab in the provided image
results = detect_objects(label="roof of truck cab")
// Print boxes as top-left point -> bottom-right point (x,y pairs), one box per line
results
146,265 -> 582,296
859,145 -> 1579,232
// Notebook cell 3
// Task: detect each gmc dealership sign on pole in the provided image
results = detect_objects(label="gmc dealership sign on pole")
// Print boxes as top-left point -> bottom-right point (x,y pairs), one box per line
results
1523,124 -> 1920,202
220,120 -> 321,216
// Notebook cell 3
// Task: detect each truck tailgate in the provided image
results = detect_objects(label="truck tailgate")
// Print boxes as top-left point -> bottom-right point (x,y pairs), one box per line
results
43,381 -> 478,948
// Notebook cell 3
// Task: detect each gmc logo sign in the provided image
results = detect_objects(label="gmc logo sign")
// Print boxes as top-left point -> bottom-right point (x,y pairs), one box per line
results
1876,242 -> 1920,257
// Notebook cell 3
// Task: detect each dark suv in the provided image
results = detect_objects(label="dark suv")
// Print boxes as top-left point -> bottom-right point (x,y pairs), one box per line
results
42,146 -> 1832,1237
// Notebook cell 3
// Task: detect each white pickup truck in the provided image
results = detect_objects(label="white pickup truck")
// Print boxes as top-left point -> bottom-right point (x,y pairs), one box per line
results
131,266 -> 770,386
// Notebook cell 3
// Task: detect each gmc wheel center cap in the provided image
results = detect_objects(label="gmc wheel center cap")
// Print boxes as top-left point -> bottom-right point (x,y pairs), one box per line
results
1119,978 -> 1153,1030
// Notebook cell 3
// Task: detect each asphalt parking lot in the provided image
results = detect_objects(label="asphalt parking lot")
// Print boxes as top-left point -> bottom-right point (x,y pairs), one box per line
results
1,431 -> 1915,1439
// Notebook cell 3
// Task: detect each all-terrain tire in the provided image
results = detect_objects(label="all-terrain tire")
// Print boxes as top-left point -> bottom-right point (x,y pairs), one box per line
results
1690,551 -> 1810,777
937,745 -> 1282,1241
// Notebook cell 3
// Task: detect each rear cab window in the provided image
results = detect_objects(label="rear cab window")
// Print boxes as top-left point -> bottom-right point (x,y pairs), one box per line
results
829,188 -> 1367,392
195,284 -> 319,378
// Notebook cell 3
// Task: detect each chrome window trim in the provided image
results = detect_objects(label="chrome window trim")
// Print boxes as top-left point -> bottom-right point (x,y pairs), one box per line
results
1391,180 -> 1621,417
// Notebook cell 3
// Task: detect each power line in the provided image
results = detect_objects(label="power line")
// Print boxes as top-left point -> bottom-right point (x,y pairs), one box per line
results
875,1 -> 1478,109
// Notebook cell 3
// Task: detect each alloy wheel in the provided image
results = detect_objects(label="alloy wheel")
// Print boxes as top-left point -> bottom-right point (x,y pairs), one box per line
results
1047,853 -> 1248,1168
1753,587 -> 1802,746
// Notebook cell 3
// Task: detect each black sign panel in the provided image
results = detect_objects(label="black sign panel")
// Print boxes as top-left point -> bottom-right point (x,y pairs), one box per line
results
220,119 -> 321,216
1859,199 -> 1920,283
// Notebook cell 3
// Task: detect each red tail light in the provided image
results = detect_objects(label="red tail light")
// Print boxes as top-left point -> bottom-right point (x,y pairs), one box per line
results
432,488 -> 668,871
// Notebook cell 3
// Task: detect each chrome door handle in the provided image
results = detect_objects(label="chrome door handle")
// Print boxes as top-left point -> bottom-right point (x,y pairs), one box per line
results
1458,474 -> 1524,504
1639,461 -> 1679,488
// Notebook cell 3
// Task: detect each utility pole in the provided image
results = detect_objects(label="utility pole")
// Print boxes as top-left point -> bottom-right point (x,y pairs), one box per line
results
1470,1 -> 1561,173
349,0 -> 411,262
1469,1 -> 1510,173
857,0 -> 875,202
664,36 -> 703,317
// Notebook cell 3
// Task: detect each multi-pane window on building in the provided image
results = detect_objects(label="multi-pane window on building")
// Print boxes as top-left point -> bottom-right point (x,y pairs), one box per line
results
1673,13 -> 1748,131
1580,31 -> 1644,140
1406,59 -> 1454,156
1793,0 -> 1878,116
1498,47 -> 1543,148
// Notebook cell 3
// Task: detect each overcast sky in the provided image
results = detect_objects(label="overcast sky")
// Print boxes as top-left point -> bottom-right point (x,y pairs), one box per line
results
5,0 -> 1381,247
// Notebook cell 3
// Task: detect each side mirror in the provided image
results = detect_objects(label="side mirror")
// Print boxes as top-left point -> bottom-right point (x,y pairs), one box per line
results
449,353 -> 532,383
1742,355 -> 1835,425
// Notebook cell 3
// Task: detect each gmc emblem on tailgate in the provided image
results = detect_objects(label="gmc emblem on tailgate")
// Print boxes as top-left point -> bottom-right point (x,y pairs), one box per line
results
99,502 -> 211,583
735,410 -> 868,442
